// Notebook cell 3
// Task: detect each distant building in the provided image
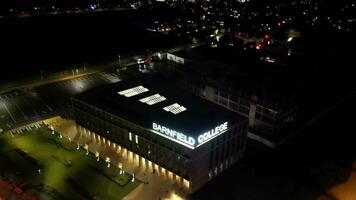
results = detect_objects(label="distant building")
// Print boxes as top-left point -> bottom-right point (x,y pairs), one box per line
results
72,75 -> 248,192
153,52 -> 297,148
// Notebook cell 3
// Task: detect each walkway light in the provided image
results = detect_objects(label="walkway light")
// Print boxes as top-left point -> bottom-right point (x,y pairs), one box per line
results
131,173 -> 135,182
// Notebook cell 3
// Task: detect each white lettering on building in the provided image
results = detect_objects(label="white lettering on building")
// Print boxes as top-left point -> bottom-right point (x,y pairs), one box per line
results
152,123 -> 196,147
197,122 -> 228,144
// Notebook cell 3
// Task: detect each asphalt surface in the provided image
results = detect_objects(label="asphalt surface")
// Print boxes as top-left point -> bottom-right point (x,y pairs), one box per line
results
0,72 -> 120,132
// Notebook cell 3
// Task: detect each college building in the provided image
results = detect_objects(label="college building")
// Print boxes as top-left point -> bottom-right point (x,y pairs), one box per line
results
153,52 -> 297,148
72,75 -> 248,192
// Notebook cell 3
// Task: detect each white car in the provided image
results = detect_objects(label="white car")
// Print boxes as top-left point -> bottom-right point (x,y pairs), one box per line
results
260,56 -> 277,63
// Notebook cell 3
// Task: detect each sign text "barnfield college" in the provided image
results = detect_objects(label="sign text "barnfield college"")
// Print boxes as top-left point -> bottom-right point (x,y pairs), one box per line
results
152,122 -> 229,148
152,122 -> 196,147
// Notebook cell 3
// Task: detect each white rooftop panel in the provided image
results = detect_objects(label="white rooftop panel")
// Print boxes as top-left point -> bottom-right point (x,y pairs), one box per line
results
118,86 -> 149,97
139,94 -> 166,105
163,103 -> 187,114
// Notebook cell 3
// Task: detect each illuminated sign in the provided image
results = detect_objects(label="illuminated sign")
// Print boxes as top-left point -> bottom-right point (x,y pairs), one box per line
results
197,122 -> 228,145
152,123 -> 195,148
151,122 -> 229,149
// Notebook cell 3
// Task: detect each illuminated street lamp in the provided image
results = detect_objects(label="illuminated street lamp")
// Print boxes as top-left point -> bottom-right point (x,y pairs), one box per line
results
131,173 -> 135,182
106,157 -> 110,167
96,152 -> 100,161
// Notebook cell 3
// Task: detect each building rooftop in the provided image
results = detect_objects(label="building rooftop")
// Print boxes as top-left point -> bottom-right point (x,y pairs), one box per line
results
74,74 -> 245,148
167,58 -> 297,112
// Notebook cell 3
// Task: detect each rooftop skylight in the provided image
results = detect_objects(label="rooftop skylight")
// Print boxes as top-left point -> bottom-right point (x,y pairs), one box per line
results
139,94 -> 166,105
163,103 -> 187,114
118,85 -> 149,97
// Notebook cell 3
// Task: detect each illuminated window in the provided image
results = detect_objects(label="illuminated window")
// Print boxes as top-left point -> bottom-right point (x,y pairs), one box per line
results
129,132 -> 132,141
118,86 -> 149,97
135,135 -> 138,144
163,103 -> 187,114
139,94 -> 166,105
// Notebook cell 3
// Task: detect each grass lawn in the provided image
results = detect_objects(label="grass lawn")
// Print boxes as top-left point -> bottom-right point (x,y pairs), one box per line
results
0,127 -> 140,200
94,163 -> 134,186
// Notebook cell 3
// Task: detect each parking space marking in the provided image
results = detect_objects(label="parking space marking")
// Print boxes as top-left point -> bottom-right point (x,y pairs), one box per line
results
13,101 -> 28,119
2,103 -> 15,122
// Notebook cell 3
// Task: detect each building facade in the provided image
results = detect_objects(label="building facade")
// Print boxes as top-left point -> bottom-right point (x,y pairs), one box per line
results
72,76 -> 248,192
153,56 -> 297,147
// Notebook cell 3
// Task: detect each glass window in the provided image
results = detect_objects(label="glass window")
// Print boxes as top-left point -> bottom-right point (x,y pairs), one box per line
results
255,112 -> 262,120
229,102 -> 238,111
240,98 -> 249,107
238,106 -> 250,115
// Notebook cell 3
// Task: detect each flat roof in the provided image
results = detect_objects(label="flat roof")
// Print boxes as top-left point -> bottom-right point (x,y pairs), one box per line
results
162,49 -> 298,111
174,59 -> 297,111
74,74 -> 245,148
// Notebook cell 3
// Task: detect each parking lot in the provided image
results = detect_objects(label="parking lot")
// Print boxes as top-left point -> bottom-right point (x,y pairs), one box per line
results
0,72 -> 120,132
0,90 -> 51,131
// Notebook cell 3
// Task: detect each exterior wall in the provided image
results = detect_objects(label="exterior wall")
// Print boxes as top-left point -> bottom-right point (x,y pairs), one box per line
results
177,79 -> 296,135
72,98 -> 248,193
188,123 -> 247,191
166,53 -> 185,65
76,124 -> 192,191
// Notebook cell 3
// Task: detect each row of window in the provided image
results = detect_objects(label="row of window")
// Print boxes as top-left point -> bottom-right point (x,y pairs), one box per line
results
73,99 -> 191,156
73,102 -> 191,178
178,83 -> 284,127
209,126 -> 246,171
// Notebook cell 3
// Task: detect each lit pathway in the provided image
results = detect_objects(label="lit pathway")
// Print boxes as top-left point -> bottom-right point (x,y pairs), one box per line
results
44,117 -> 188,200
325,165 -> 356,200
